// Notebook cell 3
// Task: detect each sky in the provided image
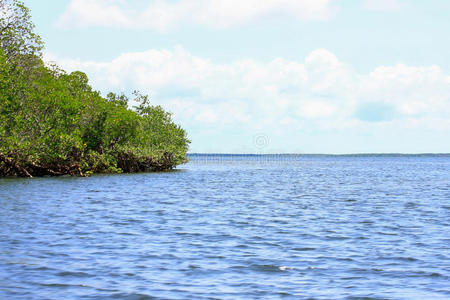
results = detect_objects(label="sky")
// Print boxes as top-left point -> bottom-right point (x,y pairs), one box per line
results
23,0 -> 450,154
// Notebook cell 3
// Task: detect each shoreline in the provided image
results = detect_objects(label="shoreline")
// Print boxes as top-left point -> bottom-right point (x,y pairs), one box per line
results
187,153 -> 450,157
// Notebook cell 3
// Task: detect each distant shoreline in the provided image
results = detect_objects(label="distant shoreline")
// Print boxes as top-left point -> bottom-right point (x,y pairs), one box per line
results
188,153 -> 450,157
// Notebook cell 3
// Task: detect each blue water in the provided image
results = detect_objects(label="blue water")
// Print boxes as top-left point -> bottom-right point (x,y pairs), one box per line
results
0,155 -> 449,299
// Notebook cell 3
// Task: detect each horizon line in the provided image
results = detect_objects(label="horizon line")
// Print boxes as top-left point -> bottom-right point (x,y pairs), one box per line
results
187,153 -> 450,156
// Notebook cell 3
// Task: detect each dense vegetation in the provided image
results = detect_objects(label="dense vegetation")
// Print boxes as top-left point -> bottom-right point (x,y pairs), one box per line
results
0,0 -> 189,177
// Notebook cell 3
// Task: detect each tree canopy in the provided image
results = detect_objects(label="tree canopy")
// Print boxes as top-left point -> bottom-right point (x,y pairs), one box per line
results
0,1 -> 190,177
0,0 -> 42,64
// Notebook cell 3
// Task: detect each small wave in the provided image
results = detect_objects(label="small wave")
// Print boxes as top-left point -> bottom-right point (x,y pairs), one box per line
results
377,231 -> 398,236
40,283 -> 91,288
379,256 -> 420,263
346,296 -> 387,300
56,271 -> 94,278
410,271 -> 447,279
341,276 -> 364,280
31,266 -> 55,271
324,235 -> 350,241
292,247 -> 316,251
92,293 -> 157,300
228,264 -> 293,273
250,264 -> 293,273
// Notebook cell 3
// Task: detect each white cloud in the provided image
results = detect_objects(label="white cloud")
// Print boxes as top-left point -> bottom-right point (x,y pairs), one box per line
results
57,0 -> 337,30
300,101 -> 337,119
45,48 -> 450,153
362,0 -> 403,12
361,64 -> 450,116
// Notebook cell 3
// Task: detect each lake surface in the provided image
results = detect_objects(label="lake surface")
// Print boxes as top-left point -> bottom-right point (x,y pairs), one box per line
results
1,155 -> 449,299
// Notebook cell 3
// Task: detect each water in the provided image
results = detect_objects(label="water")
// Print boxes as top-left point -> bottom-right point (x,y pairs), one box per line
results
0,155 -> 449,299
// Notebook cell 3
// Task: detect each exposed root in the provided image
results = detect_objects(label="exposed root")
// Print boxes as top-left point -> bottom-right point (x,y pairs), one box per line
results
0,150 -> 177,178
0,152 -> 33,178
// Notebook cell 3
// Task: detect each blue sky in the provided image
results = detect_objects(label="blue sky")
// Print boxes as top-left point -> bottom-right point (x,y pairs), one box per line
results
23,0 -> 450,153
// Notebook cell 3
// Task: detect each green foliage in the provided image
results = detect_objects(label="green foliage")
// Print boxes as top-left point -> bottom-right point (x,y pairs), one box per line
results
133,91 -> 189,165
0,0 -> 43,67
0,3 -> 189,177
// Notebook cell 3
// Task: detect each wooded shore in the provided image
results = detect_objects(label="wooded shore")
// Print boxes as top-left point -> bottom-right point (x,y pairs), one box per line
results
0,0 -> 190,177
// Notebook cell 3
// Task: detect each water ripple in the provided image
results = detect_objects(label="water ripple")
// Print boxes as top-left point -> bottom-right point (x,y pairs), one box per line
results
0,155 -> 449,299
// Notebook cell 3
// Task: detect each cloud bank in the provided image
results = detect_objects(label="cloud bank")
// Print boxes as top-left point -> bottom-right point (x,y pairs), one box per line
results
45,48 -> 450,153
57,0 -> 336,30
